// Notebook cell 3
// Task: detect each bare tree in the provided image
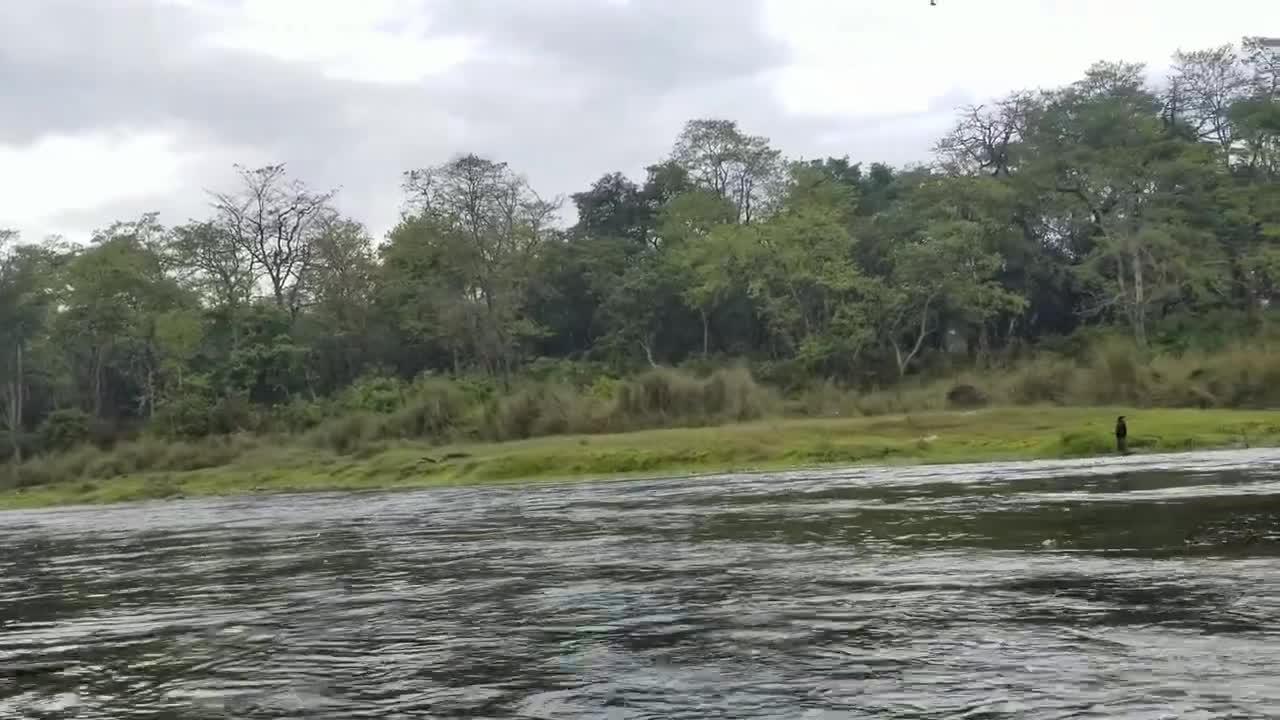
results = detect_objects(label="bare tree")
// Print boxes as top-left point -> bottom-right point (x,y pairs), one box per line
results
210,165 -> 336,319
405,155 -> 558,266
170,220 -> 256,311
1169,45 -> 1249,161
934,92 -> 1037,177
1242,36 -> 1280,98
671,119 -> 783,224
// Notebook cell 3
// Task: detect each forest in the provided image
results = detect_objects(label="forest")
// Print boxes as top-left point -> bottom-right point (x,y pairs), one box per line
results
3,39 -> 1280,470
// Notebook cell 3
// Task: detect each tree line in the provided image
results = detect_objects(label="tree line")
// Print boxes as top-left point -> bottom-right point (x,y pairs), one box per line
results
2,39 -> 1279,459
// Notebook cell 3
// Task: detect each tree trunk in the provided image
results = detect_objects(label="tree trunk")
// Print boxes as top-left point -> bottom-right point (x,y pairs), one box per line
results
894,302 -> 933,378
700,309 -> 710,358
7,343 -> 21,467
640,336 -> 658,368
147,364 -> 156,419
1130,245 -> 1147,347
92,348 -> 105,419
230,303 -> 241,353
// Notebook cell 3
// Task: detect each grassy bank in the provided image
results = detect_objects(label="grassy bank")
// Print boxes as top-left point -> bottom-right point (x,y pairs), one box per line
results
3,406 -> 1279,510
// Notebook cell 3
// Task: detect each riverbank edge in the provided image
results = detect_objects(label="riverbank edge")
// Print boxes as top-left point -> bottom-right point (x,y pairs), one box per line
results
3,406 -> 1279,510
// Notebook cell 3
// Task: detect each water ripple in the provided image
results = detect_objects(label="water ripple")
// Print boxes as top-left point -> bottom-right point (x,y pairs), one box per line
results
2,449 -> 1279,717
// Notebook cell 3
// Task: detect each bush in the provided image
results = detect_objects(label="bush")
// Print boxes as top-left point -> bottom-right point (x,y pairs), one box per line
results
210,395 -> 258,435
1151,309 -> 1255,354
38,409 -> 91,452
384,379 -> 470,440
945,384 -> 989,409
154,392 -> 218,439
1073,339 -> 1152,406
1192,345 -> 1280,408
853,383 -> 948,416
343,375 -> 407,414
611,367 -> 776,427
788,379 -> 858,417
307,413 -> 379,455
522,358 -> 614,388
1008,357 -> 1078,405
483,383 -> 596,441
266,397 -> 332,434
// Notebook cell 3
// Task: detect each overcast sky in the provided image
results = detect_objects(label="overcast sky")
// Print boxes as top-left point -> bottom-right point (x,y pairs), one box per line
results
2,0 -> 1274,243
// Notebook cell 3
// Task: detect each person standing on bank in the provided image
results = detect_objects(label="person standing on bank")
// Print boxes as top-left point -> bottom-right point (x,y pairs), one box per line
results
1115,416 -> 1128,455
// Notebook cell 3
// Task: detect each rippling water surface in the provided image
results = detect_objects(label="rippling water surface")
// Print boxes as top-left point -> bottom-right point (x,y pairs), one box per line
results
3,449 -> 1280,718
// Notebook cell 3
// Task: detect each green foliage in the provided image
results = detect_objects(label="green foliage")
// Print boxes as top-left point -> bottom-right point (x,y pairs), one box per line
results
154,389 -> 218,439
7,39 -> 1280,483
38,409 -> 91,452
342,375 -> 407,414
612,367 -> 777,426
384,379 -> 471,440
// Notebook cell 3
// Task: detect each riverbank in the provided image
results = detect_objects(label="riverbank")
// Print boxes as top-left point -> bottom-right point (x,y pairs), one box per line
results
3,406 -> 1279,510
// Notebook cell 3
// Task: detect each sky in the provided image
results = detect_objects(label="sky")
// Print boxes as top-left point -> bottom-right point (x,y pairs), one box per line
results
1,0 -> 1275,243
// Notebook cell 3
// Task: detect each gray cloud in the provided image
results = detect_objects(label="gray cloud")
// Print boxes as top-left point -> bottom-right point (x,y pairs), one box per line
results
0,0 -> 932,240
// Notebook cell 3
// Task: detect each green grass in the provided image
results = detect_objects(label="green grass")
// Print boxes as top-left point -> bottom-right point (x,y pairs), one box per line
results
3,406 -> 1279,510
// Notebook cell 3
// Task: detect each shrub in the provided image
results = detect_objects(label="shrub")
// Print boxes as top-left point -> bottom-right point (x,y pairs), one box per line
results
483,383 -> 596,441
384,378 -> 470,441
266,397 -> 332,434
210,394 -> 258,435
522,358 -> 614,388
154,392 -> 218,439
789,379 -> 858,417
1193,346 -> 1280,408
38,409 -> 91,452
611,367 -> 776,427
1008,357 -> 1078,405
945,384 -> 989,409
343,375 -> 407,414
1073,339 -> 1152,406
853,383 -> 948,416
306,413 -> 379,455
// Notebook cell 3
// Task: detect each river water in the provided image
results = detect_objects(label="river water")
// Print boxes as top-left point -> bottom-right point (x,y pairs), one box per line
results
2,449 -> 1279,719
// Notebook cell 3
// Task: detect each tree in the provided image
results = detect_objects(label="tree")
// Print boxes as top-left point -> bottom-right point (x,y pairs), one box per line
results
304,217 -> 379,390
1022,62 -> 1227,345
210,164 -> 336,319
1169,45 -> 1249,162
671,119 -> 783,224
935,92 -> 1037,177
570,172 -> 653,246
737,165 -> 880,374
1229,96 -> 1280,179
53,221 -> 190,420
0,232 -> 56,465
169,220 -> 256,329
5,43 -> 1280,458
658,190 -> 738,356
1242,37 -> 1280,99
399,154 -> 559,381
883,222 -> 1025,376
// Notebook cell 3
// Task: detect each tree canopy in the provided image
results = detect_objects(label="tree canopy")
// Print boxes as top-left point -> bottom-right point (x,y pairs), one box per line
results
3,39 -> 1279,457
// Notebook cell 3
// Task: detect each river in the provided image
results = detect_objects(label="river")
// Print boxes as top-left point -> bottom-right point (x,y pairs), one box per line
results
2,449 -> 1279,718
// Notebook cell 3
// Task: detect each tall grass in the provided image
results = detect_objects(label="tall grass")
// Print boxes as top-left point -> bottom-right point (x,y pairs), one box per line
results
11,337 -> 1280,489
3,434 -> 263,490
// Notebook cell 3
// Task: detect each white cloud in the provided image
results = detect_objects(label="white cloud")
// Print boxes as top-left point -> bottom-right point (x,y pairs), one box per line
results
764,0 -> 1277,118
0,130 -> 250,241
1,132 -> 183,237
5,0 -> 1277,243
190,0 -> 476,85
